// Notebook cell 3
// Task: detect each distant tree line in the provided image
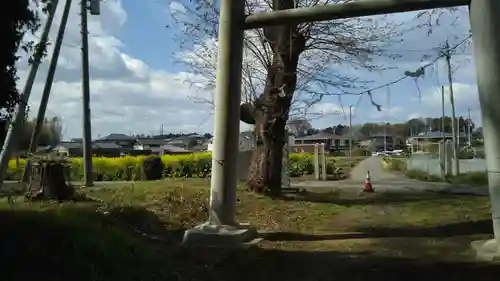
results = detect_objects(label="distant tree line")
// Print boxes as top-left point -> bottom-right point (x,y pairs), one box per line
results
0,116 -> 63,152
288,117 -> 480,138
132,132 -> 212,139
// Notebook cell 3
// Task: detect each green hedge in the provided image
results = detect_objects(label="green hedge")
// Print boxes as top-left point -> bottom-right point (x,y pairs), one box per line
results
7,153 -> 341,182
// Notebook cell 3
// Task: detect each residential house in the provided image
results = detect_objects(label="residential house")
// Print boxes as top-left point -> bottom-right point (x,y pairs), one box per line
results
47,141 -> 126,157
166,134 -> 208,149
207,131 -> 256,152
359,133 -> 405,151
407,131 -> 468,146
292,130 -> 364,153
133,138 -> 169,150
43,142 -> 82,156
156,144 -> 192,155
95,133 -> 137,148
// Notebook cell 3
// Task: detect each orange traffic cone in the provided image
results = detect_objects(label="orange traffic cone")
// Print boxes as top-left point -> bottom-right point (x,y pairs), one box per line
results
363,170 -> 374,193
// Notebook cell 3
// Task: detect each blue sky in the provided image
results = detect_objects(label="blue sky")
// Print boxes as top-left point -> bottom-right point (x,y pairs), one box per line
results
16,1 -> 478,139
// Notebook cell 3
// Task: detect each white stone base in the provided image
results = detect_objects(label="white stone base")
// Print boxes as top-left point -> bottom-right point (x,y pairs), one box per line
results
182,222 -> 257,247
471,239 -> 500,261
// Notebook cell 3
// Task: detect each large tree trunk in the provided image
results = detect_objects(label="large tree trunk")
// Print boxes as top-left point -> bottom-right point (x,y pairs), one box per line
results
247,0 -> 305,197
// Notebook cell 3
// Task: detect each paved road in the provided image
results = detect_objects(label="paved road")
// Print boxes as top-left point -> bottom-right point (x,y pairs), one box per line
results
349,155 -> 402,181
292,156 -> 488,196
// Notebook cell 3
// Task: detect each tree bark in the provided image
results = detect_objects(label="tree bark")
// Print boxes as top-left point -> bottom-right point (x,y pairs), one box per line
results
247,1 -> 305,197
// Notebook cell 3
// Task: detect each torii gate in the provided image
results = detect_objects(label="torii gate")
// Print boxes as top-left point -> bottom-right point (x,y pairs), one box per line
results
183,0 -> 500,260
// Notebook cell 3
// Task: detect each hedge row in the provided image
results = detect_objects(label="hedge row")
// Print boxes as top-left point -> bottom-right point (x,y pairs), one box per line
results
7,152 -> 339,181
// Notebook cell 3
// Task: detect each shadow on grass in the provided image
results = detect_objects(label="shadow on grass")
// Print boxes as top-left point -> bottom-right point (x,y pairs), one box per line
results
1,207 -> 499,281
0,205 -> 186,281
229,249 -> 500,281
261,219 -> 493,242
280,190 -> 437,206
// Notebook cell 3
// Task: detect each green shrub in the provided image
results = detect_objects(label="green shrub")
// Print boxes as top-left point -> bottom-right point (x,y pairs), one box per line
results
471,139 -> 483,147
142,156 -> 164,180
459,150 -> 474,159
7,153 -> 342,181
382,157 -> 407,171
288,162 -> 304,177
351,148 -> 371,157
329,151 -> 346,157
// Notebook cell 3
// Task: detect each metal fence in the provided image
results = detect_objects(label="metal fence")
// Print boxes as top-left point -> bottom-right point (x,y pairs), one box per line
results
407,153 -> 487,176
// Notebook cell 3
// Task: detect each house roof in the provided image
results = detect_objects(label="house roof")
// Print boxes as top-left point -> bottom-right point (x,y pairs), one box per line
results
160,144 -> 191,153
294,132 -> 336,140
136,138 -> 168,146
370,133 -> 394,137
295,130 -> 364,140
55,142 -> 124,150
56,142 -> 82,149
410,131 -> 467,139
97,133 -> 135,141
93,142 -> 123,149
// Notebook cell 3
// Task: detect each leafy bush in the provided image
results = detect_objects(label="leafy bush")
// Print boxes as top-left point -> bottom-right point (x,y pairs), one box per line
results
382,157 -> 407,171
7,152 -> 340,181
329,151 -> 346,157
458,150 -> 474,159
470,139 -> 483,147
142,156 -> 164,180
351,148 -> 371,157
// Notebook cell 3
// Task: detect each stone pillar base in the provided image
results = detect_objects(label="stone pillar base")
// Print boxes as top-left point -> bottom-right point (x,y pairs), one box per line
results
182,222 -> 257,247
471,239 -> 500,261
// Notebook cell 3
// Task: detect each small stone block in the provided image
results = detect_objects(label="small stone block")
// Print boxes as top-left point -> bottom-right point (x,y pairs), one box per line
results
182,222 -> 257,247
471,239 -> 500,261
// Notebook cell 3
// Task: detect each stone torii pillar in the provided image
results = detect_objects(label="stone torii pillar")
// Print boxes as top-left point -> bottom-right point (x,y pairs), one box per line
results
470,0 -> 500,261
182,0 -> 256,246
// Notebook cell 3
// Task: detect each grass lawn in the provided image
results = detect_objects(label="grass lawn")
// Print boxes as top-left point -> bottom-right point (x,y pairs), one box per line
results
1,179 -> 499,281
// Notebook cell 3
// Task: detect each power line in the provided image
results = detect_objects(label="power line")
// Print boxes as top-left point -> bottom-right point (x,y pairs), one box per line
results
356,35 -> 471,96
343,35 -> 472,114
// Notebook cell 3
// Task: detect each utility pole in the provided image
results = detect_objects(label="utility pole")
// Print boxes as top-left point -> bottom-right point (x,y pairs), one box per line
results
440,85 -> 446,179
0,0 -> 60,188
468,107 -> 472,145
441,86 -> 446,143
80,0 -> 100,187
348,105 -> 352,156
385,87 -> 390,152
444,40 -> 460,176
384,123 -> 387,151
22,0 -> 73,183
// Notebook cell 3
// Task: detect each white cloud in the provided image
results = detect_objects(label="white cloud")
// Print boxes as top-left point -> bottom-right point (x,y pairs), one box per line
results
405,82 -> 482,124
422,83 -> 479,106
16,0 -> 212,139
369,106 -> 405,121
309,102 -> 345,117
